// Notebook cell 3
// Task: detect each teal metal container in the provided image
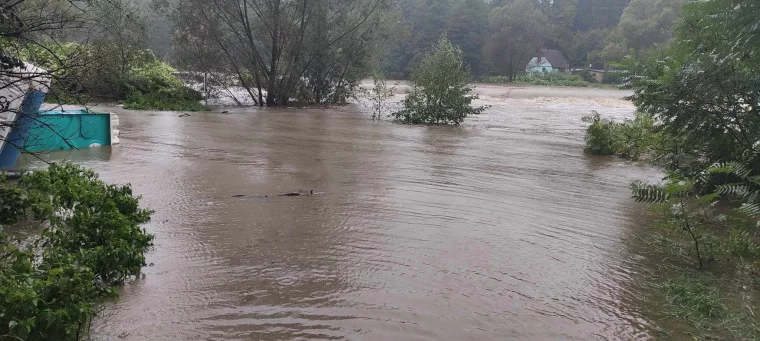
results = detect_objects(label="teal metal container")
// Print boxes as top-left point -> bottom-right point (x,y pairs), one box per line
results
24,110 -> 115,152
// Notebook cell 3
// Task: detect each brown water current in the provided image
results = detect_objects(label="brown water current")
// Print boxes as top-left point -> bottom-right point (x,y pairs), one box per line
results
22,85 -> 666,340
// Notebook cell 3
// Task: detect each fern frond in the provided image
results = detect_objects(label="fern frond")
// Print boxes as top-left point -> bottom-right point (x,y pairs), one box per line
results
631,181 -> 670,204
707,162 -> 751,179
747,175 -> 760,186
697,192 -> 720,204
718,184 -> 748,197
716,184 -> 753,198
738,203 -> 760,217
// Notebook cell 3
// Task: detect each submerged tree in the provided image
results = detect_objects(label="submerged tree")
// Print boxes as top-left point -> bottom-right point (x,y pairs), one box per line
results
392,35 -> 486,125
171,0 -> 394,106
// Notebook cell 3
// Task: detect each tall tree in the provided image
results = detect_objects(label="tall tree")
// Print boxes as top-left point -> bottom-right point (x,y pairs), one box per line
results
383,0 -> 491,78
172,0 -> 392,106
575,0 -> 631,30
600,0 -> 683,62
484,0 -> 550,81
447,0 -> 489,75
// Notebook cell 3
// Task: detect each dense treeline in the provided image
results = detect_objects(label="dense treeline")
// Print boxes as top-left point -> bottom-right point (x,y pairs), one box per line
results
2,0 -> 687,107
3,0 -> 686,108
380,0 -> 682,79
142,0 -> 685,105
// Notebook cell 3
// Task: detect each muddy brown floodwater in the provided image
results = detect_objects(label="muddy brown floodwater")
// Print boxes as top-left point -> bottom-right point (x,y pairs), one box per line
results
22,85 -> 667,340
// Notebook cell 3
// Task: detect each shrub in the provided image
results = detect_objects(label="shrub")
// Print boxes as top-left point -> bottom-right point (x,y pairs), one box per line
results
392,36 -> 486,125
123,61 -> 204,111
480,75 -> 511,84
364,73 -> 395,120
582,111 -> 660,160
582,113 -> 617,156
0,163 -> 154,340
17,41 -> 203,111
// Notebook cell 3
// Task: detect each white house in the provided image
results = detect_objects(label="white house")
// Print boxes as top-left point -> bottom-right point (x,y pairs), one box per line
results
525,49 -> 570,73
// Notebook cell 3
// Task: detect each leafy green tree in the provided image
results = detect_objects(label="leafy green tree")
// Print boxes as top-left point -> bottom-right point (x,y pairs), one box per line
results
447,0 -> 490,75
591,0 -> 760,273
393,36 -> 486,125
484,0 -> 550,81
625,1 -> 759,174
599,0 -> 683,62
172,0 -> 392,106
559,28 -> 608,67
574,0 -> 631,31
385,0 -> 489,78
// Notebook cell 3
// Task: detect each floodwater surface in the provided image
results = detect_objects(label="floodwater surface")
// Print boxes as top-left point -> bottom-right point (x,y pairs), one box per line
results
22,85 -> 667,340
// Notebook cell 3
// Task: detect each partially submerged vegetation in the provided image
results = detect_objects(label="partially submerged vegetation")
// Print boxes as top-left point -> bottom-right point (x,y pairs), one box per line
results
583,0 -> 760,337
392,36 -> 486,125
20,43 -> 204,112
0,163 -> 153,341
122,60 -> 204,111
2,0 -> 203,112
582,112 -> 661,161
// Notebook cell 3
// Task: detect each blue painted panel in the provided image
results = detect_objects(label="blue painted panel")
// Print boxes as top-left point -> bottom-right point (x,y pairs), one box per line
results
0,90 -> 46,168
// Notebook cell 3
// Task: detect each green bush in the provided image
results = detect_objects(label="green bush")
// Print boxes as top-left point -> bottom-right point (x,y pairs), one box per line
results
123,61 -> 204,111
582,113 -> 617,156
16,41 -> 203,111
582,111 -> 660,160
0,163 -> 154,340
392,36 -> 486,125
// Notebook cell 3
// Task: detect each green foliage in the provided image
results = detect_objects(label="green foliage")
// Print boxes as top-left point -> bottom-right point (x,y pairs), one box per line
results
392,36 -> 486,125
384,0 -> 490,78
582,113 -> 617,155
0,163 -> 154,340
366,73 -> 396,120
515,72 -> 591,87
482,72 -> 609,88
483,0 -> 550,81
599,0 -> 684,62
625,0 -> 760,173
123,60 -> 204,111
659,275 -> 725,319
582,112 -> 661,160
628,151 -> 760,269
17,40 -> 203,111
587,0 -> 760,338
630,181 -> 670,204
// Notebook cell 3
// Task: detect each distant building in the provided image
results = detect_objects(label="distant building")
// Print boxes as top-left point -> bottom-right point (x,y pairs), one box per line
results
525,49 -> 570,73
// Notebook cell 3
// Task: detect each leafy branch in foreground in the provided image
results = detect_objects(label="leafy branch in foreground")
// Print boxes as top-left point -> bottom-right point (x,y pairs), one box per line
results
0,163 -> 154,341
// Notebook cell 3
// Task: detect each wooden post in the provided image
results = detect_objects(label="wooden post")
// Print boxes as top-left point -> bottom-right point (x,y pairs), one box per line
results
204,72 -> 208,106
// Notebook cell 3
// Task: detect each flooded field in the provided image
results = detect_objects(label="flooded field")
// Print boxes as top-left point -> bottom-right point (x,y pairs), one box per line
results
21,85 -> 667,340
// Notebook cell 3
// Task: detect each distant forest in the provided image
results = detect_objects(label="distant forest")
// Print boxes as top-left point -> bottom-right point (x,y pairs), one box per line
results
144,0 -> 682,78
